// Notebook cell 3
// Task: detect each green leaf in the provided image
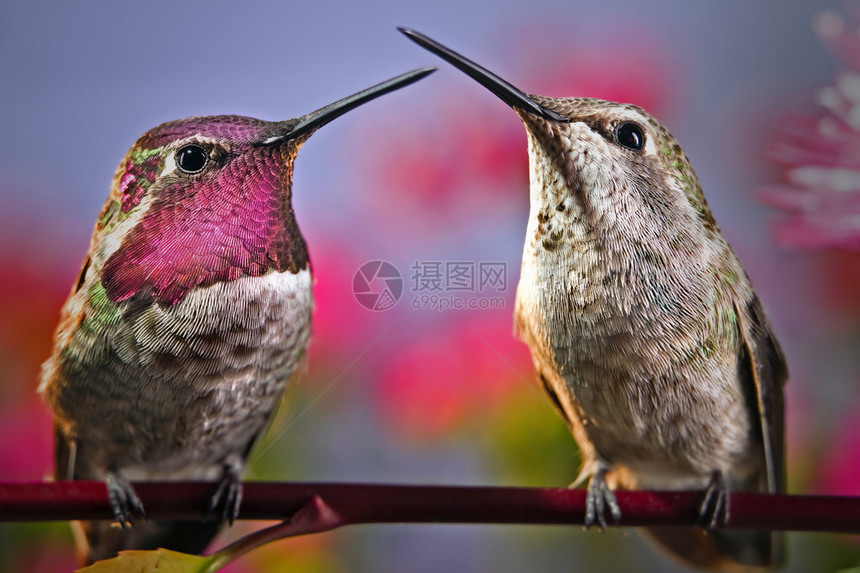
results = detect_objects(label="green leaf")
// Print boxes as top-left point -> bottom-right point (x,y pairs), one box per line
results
76,548 -> 218,573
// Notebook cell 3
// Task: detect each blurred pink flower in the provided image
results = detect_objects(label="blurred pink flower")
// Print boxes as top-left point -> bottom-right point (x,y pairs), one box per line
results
817,398 -> 860,496
815,251 -> 860,316
307,242 -> 389,362
0,252 -> 71,405
763,8 -> 860,249
375,310 -> 532,439
0,398 -> 53,480
0,230 -> 73,480
355,105 -> 528,223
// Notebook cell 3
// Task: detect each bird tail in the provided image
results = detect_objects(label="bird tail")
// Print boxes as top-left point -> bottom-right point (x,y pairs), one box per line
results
642,528 -> 782,571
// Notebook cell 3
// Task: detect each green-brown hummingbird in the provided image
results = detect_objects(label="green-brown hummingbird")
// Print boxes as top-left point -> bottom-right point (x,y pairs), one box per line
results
38,66 -> 434,564
401,28 -> 787,570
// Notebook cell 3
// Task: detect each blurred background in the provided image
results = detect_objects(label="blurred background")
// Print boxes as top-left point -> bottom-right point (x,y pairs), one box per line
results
0,0 -> 856,571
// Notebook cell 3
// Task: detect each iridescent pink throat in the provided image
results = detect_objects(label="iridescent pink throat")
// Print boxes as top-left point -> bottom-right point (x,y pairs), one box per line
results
101,146 -> 308,306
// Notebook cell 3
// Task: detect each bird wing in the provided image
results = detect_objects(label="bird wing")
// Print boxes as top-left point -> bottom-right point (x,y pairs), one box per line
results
735,294 -> 788,494
537,369 -> 575,431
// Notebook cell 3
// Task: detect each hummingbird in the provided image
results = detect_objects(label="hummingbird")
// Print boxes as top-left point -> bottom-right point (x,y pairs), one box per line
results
38,66 -> 435,564
401,28 -> 787,570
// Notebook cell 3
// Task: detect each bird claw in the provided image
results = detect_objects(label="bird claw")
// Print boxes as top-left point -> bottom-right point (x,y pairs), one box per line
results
106,470 -> 146,527
697,469 -> 730,529
205,460 -> 243,525
584,467 -> 621,529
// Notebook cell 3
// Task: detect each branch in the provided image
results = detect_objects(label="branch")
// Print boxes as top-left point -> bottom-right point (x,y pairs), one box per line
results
1,481 -> 858,533
205,495 -> 343,572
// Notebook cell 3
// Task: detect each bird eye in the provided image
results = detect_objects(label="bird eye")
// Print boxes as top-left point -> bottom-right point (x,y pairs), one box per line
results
615,122 -> 645,151
175,145 -> 209,174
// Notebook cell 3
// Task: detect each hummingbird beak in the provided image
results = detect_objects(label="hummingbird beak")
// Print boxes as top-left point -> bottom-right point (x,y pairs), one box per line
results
265,67 -> 437,145
399,28 -> 570,123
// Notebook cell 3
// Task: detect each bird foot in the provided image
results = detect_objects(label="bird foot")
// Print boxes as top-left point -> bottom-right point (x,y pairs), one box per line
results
697,469 -> 730,529
106,470 -> 146,527
206,458 -> 243,525
584,467 -> 621,529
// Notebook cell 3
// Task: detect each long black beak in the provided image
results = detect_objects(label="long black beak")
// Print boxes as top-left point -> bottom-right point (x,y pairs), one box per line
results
268,67 -> 437,144
399,28 -> 569,123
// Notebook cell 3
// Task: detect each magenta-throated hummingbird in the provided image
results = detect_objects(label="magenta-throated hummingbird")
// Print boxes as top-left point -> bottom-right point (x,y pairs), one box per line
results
39,66 -> 435,564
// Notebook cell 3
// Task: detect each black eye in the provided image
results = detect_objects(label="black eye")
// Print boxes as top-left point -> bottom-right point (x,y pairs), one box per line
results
175,145 -> 208,174
615,122 -> 645,151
